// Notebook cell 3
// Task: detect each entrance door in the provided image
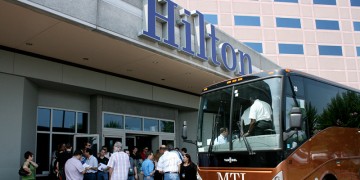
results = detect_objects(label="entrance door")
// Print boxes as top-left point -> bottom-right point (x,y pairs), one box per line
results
104,136 -> 123,153
74,134 -> 99,154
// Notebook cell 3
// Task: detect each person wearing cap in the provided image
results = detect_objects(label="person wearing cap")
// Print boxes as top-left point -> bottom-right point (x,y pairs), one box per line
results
107,141 -> 130,179
156,144 -> 182,180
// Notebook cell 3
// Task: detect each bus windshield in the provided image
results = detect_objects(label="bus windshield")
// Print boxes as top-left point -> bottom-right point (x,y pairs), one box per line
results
197,77 -> 282,153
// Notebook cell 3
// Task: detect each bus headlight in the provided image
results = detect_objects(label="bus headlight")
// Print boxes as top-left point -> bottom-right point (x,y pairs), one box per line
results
272,171 -> 283,180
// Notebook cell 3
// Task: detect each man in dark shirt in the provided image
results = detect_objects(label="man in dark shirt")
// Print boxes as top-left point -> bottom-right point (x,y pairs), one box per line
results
97,148 -> 109,180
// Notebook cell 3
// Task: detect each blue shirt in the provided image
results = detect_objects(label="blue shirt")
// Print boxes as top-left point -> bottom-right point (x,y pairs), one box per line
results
141,159 -> 154,177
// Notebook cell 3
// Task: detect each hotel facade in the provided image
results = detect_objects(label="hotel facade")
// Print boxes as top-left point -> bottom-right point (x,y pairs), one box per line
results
0,0 -> 280,179
174,0 -> 360,89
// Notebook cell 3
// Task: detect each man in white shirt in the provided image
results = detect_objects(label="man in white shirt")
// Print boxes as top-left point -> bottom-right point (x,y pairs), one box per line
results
241,107 -> 251,133
83,148 -> 98,180
244,97 -> 273,136
156,144 -> 182,180
214,127 -> 228,145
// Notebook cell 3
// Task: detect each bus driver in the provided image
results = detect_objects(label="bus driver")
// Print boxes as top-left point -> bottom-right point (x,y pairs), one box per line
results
244,96 -> 272,136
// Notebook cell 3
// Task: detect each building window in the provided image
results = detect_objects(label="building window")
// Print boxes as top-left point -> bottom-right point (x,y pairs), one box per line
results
144,118 -> 159,132
274,0 -> 298,3
351,0 -> 360,6
102,112 -> 175,134
125,116 -> 142,131
315,20 -> 340,30
244,42 -> 263,53
204,14 -> 218,25
357,47 -> 360,56
318,45 -> 343,56
313,0 -> 336,5
160,120 -> 175,133
276,17 -> 301,28
36,107 -> 89,175
104,113 -> 123,129
354,22 -> 360,31
234,16 -> 261,26
279,44 -> 304,54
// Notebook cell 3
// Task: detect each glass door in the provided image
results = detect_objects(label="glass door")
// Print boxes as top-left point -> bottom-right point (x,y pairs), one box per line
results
73,134 -> 99,154
104,136 -> 123,153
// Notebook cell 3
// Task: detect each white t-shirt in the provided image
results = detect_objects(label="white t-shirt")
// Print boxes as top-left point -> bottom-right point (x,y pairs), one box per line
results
249,99 -> 272,121
241,107 -> 250,125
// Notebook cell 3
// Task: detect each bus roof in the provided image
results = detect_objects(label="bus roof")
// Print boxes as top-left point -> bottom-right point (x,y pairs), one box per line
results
202,69 -> 360,94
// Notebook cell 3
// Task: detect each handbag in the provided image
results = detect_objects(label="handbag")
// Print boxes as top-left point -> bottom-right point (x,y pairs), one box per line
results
18,167 -> 29,176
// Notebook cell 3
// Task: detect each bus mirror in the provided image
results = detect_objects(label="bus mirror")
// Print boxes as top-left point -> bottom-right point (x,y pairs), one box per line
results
182,121 -> 188,140
289,107 -> 302,130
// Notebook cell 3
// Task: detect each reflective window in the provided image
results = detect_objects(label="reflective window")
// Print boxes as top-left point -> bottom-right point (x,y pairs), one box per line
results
318,45 -> 342,56
313,0 -> 336,5
204,14 -> 218,25
315,20 -> 340,30
104,113 -> 123,129
125,116 -> 142,131
279,44 -> 304,54
53,110 -> 76,133
244,42 -> 263,53
274,0 -> 298,3
37,108 -> 51,131
351,0 -> 360,6
276,17 -> 301,28
144,118 -> 159,132
36,133 -> 49,174
354,22 -> 360,31
77,112 -> 88,133
357,47 -> 360,56
234,16 -> 261,26
160,120 -> 174,133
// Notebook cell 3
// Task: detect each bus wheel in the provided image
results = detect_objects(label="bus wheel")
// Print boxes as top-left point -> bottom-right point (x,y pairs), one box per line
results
322,174 -> 337,180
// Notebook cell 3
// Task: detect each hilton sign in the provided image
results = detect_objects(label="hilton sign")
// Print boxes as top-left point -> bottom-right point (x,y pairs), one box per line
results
140,0 -> 252,76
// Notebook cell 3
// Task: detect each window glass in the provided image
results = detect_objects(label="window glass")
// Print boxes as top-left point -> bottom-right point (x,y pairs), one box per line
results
104,113 -> 123,129
125,116 -> 142,131
318,45 -> 342,56
77,112 -> 88,133
36,133 -> 50,174
244,42 -> 263,53
279,44 -> 304,54
315,20 -> 340,30
53,110 -> 76,133
313,0 -> 336,5
204,14 -> 218,25
234,16 -> 261,26
160,120 -> 175,133
37,108 -> 51,131
144,118 -> 159,132
276,17 -> 301,28
274,0 -> 298,3
351,0 -> 360,6
354,22 -> 360,31
357,47 -> 360,56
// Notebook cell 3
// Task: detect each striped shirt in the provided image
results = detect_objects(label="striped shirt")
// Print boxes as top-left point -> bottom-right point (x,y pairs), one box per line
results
107,151 -> 130,180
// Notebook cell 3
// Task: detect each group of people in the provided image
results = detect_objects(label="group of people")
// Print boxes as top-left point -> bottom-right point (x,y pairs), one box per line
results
22,142 -> 198,180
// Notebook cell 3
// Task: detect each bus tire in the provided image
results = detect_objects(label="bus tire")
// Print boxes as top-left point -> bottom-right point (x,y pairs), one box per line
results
322,174 -> 337,180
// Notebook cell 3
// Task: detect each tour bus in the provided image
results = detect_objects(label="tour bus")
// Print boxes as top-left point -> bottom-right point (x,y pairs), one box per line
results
182,69 -> 360,180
